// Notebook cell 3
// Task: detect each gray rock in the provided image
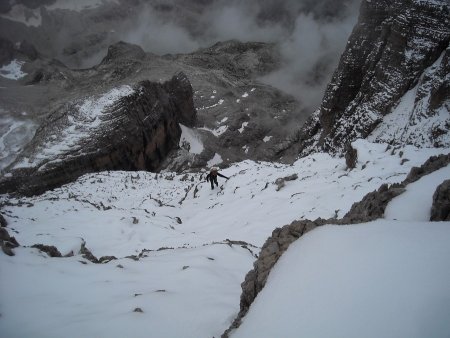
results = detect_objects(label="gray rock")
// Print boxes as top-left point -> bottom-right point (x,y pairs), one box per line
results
0,226 -> 19,256
345,143 -> 358,170
274,173 -> 298,191
404,154 -> 450,185
31,244 -> 62,257
341,183 -> 406,224
430,180 -> 450,221
79,242 -> 99,263
294,0 -> 450,156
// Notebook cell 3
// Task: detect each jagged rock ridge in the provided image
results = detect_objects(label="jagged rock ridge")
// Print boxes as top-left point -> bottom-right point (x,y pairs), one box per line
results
290,0 -> 449,156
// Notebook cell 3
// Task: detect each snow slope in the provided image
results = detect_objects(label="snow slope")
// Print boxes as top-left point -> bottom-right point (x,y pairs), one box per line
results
13,85 -> 134,170
231,220 -> 450,338
1,139 -> 449,338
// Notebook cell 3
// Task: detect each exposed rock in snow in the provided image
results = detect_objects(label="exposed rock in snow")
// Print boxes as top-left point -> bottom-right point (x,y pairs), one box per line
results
0,226 -> 19,256
430,180 -> 450,221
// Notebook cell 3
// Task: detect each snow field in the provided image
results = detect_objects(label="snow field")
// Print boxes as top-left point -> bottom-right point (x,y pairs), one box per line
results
231,220 -> 450,338
1,139 -> 449,338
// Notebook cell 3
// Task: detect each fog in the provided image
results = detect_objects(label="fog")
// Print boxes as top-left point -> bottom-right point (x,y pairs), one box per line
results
117,0 -> 360,111
1,0 -> 361,111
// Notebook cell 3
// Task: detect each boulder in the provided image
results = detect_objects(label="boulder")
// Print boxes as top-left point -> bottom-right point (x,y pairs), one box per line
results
430,180 -> 450,221
0,226 -> 19,256
345,143 -> 357,170
31,244 -> 62,257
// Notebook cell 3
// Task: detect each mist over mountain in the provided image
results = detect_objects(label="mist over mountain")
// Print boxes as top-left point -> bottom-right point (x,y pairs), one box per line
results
0,0 -> 360,111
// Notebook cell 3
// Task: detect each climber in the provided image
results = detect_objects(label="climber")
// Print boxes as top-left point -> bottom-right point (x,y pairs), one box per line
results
206,167 -> 229,190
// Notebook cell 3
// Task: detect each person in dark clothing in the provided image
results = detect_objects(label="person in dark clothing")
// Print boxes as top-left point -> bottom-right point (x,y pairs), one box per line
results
206,167 -> 229,190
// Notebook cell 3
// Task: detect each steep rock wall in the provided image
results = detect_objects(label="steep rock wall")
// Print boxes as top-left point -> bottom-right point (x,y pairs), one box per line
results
295,0 -> 449,155
0,73 -> 196,196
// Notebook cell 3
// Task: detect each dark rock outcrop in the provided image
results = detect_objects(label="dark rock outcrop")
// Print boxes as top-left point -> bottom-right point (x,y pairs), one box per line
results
345,143 -> 358,169
296,0 -> 450,155
99,41 -> 146,65
430,180 -> 450,221
0,226 -> 19,256
404,153 -> 450,184
274,173 -> 298,191
31,244 -> 62,257
340,183 -> 405,224
0,72 -> 196,196
0,213 -> 7,227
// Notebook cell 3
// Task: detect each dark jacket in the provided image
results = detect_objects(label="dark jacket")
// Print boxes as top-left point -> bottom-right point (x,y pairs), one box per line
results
206,171 -> 228,182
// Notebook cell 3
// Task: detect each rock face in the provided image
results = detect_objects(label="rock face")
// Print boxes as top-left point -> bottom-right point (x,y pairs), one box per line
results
0,225 -> 19,257
430,180 -> 450,221
0,72 -> 196,196
292,0 -> 450,156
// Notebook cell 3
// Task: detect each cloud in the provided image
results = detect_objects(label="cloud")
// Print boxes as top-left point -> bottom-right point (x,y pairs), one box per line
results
115,0 -> 360,111
259,8 -> 359,111
117,6 -> 200,55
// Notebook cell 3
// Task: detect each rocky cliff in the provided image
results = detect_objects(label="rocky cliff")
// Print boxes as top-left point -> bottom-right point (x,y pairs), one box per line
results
0,72 -> 196,196
290,0 -> 449,156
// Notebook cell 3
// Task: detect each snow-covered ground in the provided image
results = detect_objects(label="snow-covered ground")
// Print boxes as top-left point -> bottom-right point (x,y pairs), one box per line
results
1,139 -> 449,338
231,220 -> 450,338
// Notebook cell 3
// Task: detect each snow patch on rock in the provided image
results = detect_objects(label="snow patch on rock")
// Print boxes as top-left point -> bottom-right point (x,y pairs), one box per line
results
0,60 -> 27,80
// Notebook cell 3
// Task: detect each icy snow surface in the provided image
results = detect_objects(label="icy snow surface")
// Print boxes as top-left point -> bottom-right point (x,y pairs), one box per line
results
0,60 -> 27,80
1,139 -> 449,338
179,124 -> 204,154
